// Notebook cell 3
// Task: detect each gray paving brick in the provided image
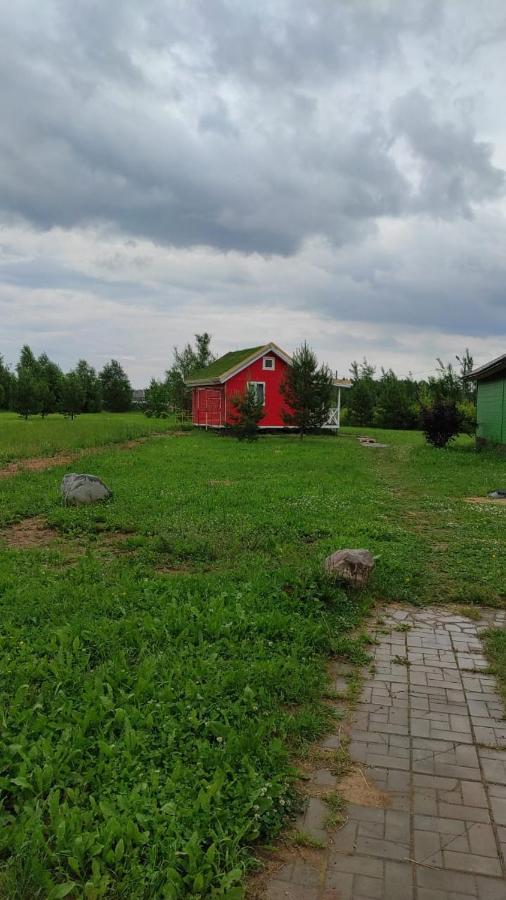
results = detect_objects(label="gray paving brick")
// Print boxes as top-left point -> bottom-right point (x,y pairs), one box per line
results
443,850 -> 502,876
384,860 -> 414,900
490,795 -> 506,825
354,873 -> 383,898
416,865 -> 478,894
475,875 -> 506,900
325,854 -> 383,876
264,880 -> 320,900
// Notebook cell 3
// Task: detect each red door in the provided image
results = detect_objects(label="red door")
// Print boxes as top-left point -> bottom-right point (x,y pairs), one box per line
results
197,388 -> 223,426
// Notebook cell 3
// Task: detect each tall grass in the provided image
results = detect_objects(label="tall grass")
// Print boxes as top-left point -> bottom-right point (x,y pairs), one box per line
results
0,412 -> 176,466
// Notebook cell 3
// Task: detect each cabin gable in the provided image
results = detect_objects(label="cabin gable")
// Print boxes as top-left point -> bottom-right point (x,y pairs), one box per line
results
224,350 -> 291,427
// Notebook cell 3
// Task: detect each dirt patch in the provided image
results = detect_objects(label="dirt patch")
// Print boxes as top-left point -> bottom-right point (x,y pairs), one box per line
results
465,496 -> 506,505
0,517 -> 64,549
0,451 -> 79,478
97,531 -> 136,553
155,564 -> 193,574
0,429 -> 185,480
0,518 -> 138,560
338,767 -> 391,808
118,438 -> 148,449
247,845 -> 323,899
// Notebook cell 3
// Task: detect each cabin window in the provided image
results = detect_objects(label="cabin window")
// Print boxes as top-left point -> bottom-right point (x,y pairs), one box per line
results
263,356 -> 275,370
248,382 -> 265,405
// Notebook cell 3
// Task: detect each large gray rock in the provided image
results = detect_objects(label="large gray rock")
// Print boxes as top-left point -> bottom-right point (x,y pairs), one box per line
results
61,473 -> 112,506
325,549 -> 375,588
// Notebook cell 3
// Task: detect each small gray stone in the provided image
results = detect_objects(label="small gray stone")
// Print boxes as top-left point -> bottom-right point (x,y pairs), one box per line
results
61,473 -> 112,506
325,548 -> 375,588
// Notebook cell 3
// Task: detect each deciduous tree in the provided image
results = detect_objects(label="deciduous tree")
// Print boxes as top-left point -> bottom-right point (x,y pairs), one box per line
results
144,379 -> 169,418
61,371 -> 85,419
165,333 -> 215,411
99,360 -> 132,412
12,369 -> 42,419
74,360 -> 102,412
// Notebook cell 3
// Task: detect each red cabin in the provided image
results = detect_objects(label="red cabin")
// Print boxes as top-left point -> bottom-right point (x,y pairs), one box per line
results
185,343 -> 350,430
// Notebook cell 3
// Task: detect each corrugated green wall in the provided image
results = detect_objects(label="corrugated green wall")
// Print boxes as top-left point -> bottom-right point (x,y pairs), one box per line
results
477,376 -> 505,444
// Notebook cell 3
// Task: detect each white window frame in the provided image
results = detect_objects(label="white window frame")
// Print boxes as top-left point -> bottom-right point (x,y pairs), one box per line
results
262,356 -> 275,370
248,381 -> 266,406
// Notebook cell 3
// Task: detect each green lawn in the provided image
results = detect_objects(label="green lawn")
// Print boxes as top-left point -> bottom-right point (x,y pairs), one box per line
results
0,411 -> 177,467
0,427 -> 504,897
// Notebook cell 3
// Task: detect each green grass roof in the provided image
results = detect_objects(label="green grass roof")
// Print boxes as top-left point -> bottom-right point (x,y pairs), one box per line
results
188,346 -> 265,381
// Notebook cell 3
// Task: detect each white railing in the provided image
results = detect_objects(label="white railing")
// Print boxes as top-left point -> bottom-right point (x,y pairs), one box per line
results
323,407 -> 339,429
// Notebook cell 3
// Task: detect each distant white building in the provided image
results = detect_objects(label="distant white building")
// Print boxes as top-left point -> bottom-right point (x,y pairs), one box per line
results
131,389 -> 146,406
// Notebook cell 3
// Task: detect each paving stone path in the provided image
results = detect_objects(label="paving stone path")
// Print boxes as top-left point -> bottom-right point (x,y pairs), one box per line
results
262,606 -> 506,900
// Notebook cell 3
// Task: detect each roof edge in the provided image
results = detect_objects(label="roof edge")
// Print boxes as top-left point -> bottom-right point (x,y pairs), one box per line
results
185,343 -> 292,386
217,343 -> 292,382
464,353 -> 506,381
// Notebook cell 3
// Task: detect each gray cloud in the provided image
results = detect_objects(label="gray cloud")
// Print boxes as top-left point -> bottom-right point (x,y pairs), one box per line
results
0,1 -> 503,256
391,90 -> 504,216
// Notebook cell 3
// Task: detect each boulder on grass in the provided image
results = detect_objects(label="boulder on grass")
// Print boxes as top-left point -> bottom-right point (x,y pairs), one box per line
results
325,549 -> 375,589
61,473 -> 112,506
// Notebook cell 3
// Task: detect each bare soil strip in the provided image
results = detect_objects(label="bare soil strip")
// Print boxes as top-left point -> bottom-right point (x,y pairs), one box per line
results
0,430 -> 187,479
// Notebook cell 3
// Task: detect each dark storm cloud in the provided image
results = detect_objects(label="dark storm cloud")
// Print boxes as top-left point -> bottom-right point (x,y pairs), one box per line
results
0,0 -> 503,256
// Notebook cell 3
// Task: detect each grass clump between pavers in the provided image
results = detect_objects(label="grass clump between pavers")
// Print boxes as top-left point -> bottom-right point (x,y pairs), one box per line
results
482,629 -> 506,705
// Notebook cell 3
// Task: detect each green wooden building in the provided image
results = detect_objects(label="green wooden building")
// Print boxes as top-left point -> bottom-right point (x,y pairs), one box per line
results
467,354 -> 506,445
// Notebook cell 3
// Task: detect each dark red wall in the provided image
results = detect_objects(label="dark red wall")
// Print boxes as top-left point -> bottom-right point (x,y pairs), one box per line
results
192,386 -> 225,426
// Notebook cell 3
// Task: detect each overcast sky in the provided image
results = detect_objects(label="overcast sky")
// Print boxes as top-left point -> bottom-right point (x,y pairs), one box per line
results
1,1 -> 506,385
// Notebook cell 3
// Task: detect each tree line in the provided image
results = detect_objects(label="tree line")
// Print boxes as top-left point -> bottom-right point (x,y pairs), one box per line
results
0,346 -> 132,417
1,337 -> 478,449
341,351 -> 476,432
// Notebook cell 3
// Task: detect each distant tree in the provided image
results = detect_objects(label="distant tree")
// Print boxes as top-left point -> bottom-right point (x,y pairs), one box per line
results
99,360 -> 132,412
0,355 -> 14,409
0,382 -> 4,408
373,370 -> 417,430
228,385 -> 264,440
423,350 -> 477,433
165,333 -> 215,411
17,345 -> 38,373
144,379 -> 169,418
456,348 -> 475,401
75,360 -> 102,412
37,353 -> 64,416
457,398 -> 477,435
280,342 -> 334,437
429,359 -> 463,404
420,399 -> 464,448
61,371 -> 85,420
12,369 -> 42,419
347,359 -> 377,426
